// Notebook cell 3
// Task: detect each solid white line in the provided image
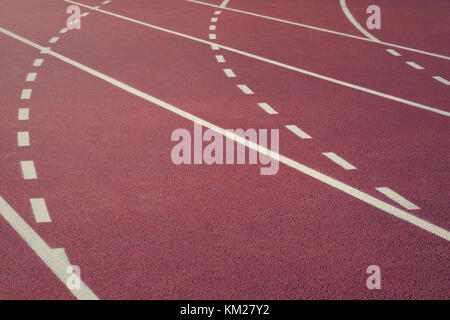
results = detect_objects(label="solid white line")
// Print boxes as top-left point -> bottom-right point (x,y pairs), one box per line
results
209,25 -> 216,31
211,17 -> 218,23
215,55 -> 225,63
185,0 -> 450,61
26,72 -> 37,82
59,1 -> 450,117
432,76 -> 450,85
59,28 -> 69,34
214,10 -> 222,15
81,12 -> 90,17
30,198 -> 52,223
386,49 -> 401,56
0,196 -> 98,299
285,125 -> 311,139
17,131 -> 30,147
376,187 -> 420,210
257,102 -> 278,114
237,84 -> 254,94
209,33 -> 216,40
49,37 -> 59,43
21,89 -> 32,99
406,61 -> 424,70
323,152 -> 356,170
220,0 -> 230,8
20,161 -> 37,179
223,68 -> 236,77
339,0 -> 379,42
2,26 -> 448,242
33,58 -> 44,66
18,108 -> 29,120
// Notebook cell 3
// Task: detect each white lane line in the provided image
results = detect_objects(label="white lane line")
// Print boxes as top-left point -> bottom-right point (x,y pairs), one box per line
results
59,2 -> 450,117
322,152 -> 356,170
211,44 -> 219,50
209,33 -> 216,40
339,0 -> 379,42
214,10 -> 222,15
237,84 -> 254,94
285,125 -> 311,139
59,28 -> 69,34
432,76 -> 450,85
376,187 -> 420,210
209,25 -> 216,31
220,0 -> 230,8
223,68 -> 236,77
17,131 -> 30,147
49,37 -> 59,43
21,89 -> 32,100
26,72 -> 37,82
3,27 -> 449,242
211,17 -> 218,23
33,58 -> 44,66
20,161 -> 37,179
0,196 -> 99,299
406,61 -> 424,70
102,0 -> 111,4
185,0 -> 450,61
81,12 -> 90,17
30,198 -> 52,223
386,49 -> 401,56
18,108 -> 29,120
257,102 -> 278,115
215,55 -> 225,63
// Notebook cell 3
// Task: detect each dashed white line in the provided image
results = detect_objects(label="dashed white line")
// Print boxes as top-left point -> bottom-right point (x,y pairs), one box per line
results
285,125 -> 311,139
257,102 -> 278,115
210,44 -> 219,50
33,58 -> 44,66
220,0 -> 230,8
432,76 -> 450,85
102,0 -> 111,4
211,17 -> 218,23
17,132 -> 30,147
215,55 -> 225,63
26,72 -> 37,82
209,25 -> 216,31
59,28 -> 69,34
214,10 -> 222,15
49,37 -> 60,43
237,84 -> 254,94
20,161 -> 37,180
18,108 -> 29,120
322,152 -> 356,170
376,187 -> 420,210
223,68 -> 236,77
81,12 -> 90,17
209,34 -> 216,40
406,61 -> 424,70
30,198 -> 52,223
21,89 -> 32,100
386,49 -> 401,56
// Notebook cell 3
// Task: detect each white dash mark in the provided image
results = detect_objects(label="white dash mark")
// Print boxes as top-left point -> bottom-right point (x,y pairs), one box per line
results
81,12 -> 90,17
30,198 -> 52,223
376,187 -> 420,210
223,68 -> 236,77
102,0 -> 111,4
59,28 -> 68,34
386,49 -> 401,56
20,161 -> 37,179
18,108 -> 29,120
21,89 -> 32,100
209,34 -> 216,40
285,125 -> 311,139
211,44 -> 219,50
237,84 -> 254,94
211,17 -> 218,23
215,55 -> 225,62
49,37 -> 59,43
432,76 -> 450,85
322,152 -> 356,170
209,25 -> 216,31
17,132 -> 30,147
257,102 -> 278,115
406,61 -> 424,70
33,59 -> 44,67
214,10 -> 222,15
26,73 -> 37,82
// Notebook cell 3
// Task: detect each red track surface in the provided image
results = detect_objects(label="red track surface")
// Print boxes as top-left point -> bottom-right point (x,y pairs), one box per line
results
0,0 -> 448,299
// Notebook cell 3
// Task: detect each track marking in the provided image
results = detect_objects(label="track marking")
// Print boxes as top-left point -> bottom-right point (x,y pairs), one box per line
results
18,108 -> 29,120
209,25 -> 216,31
59,28 -> 69,34
26,73 -> 37,82
214,10 -> 222,15
237,84 -> 254,94
386,49 -> 401,56
211,17 -> 218,23
257,102 -> 278,115
60,2 -> 450,117
49,37 -> 59,43
102,0 -> 111,4
285,125 -> 311,139
0,196 -> 99,299
2,26 -> 448,242
211,44 -> 219,50
376,187 -> 420,210
209,33 -> 216,40
17,131 -> 30,147
30,198 -> 52,223
185,0 -> 450,61
220,0 -> 230,8
81,12 -> 90,17
215,55 -> 225,63
406,61 -> 424,70
20,161 -> 37,180
223,68 -> 236,77
339,0 -> 379,42
322,152 -> 356,170
432,76 -> 450,85
21,89 -> 32,100
33,58 -> 44,67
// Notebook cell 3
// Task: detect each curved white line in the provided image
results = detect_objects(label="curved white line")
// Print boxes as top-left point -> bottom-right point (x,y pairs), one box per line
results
339,0 -> 379,42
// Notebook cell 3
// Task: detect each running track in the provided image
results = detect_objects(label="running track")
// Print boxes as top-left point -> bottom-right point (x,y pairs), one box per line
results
0,0 -> 448,299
